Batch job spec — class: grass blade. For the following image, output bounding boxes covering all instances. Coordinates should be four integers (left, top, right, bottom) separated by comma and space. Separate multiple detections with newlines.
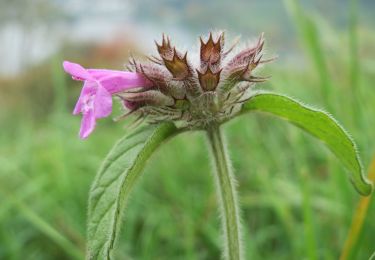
283, 0, 333, 109
0, 190, 84, 260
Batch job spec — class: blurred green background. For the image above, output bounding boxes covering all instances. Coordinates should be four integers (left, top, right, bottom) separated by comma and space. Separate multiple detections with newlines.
1, 0, 375, 259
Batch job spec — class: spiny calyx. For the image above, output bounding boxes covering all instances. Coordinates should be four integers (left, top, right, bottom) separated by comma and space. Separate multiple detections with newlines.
122, 31, 273, 129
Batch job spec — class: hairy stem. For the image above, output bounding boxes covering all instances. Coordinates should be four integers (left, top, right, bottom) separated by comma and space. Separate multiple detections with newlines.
206, 124, 242, 260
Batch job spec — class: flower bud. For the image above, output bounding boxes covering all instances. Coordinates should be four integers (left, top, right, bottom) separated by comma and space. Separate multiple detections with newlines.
163, 50, 191, 80
197, 66, 222, 91
200, 32, 224, 66
118, 90, 175, 107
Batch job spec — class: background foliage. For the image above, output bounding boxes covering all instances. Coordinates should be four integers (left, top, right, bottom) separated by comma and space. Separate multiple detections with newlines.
0, 0, 374, 259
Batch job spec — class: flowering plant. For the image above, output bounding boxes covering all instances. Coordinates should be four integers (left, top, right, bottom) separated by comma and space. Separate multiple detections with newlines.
63, 32, 373, 260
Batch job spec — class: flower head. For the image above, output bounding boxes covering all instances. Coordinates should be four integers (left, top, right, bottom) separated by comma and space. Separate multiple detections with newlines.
63, 61, 152, 139
64, 32, 274, 138
121, 32, 274, 128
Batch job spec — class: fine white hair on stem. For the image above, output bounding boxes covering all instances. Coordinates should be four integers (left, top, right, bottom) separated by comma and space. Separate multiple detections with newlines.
206, 124, 244, 259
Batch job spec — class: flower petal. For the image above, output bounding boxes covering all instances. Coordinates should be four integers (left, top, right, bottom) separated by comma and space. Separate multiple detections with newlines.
100, 73, 153, 93
88, 69, 135, 79
73, 81, 96, 115
79, 108, 96, 139
94, 85, 113, 118
87, 69, 118, 79
63, 61, 93, 81
88, 69, 153, 93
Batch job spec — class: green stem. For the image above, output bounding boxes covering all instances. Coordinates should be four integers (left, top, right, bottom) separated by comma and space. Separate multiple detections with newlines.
206, 124, 242, 260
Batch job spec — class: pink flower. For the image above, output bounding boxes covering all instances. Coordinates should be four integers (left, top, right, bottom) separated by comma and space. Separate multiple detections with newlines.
63, 61, 152, 139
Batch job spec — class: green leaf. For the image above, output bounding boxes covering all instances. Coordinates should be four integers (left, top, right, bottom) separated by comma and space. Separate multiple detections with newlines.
87, 123, 180, 259
241, 92, 373, 196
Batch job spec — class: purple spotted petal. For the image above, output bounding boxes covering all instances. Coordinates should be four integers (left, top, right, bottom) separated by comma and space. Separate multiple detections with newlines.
73, 82, 96, 115
63, 61, 155, 139
63, 61, 93, 81
94, 85, 112, 118
79, 108, 96, 139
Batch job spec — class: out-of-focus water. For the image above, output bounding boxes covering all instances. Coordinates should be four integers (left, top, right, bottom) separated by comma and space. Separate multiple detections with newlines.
0, 0, 374, 76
